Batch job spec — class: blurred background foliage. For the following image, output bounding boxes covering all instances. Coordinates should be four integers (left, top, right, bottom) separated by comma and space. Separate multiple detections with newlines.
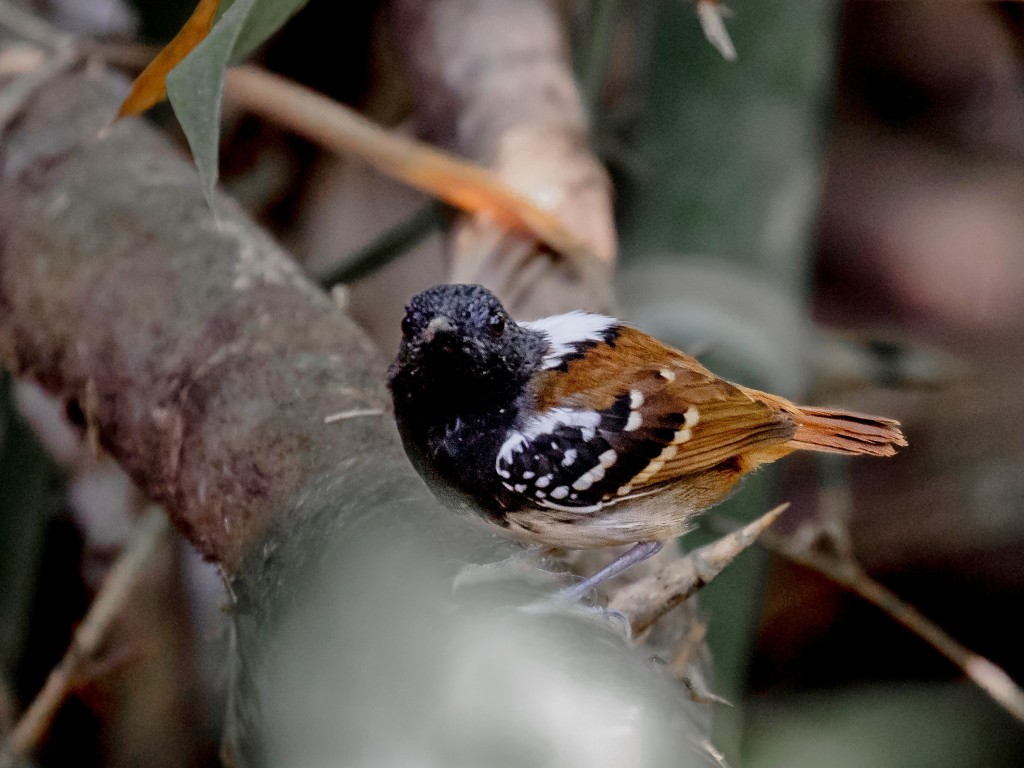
1, 0, 1023, 766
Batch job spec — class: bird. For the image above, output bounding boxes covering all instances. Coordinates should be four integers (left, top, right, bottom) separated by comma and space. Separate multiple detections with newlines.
387, 283, 906, 600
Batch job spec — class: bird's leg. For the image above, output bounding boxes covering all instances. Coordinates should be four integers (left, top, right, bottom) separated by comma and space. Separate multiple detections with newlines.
555, 540, 664, 603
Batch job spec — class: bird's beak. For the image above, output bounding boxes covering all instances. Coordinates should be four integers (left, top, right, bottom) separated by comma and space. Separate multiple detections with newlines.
422, 315, 456, 343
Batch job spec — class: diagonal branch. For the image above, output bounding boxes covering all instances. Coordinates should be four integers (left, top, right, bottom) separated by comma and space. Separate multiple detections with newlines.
709, 515, 1024, 724
0, 508, 169, 768
610, 504, 789, 636
222, 64, 598, 274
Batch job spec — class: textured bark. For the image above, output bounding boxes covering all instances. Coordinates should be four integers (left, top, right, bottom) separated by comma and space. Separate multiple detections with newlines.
0, 67, 398, 571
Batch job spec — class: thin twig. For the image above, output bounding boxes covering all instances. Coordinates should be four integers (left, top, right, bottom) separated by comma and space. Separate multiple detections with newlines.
711, 516, 1024, 725
0, 507, 170, 767
222, 65, 601, 271
813, 453, 856, 563
323, 408, 384, 424
610, 503, 788, 635
668, 620, 708, 679
695, 0, 737, 62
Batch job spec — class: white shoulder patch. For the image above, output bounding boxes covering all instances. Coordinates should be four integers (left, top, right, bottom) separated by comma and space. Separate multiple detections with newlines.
496, 408, 601, 469
521, 311, 617, 370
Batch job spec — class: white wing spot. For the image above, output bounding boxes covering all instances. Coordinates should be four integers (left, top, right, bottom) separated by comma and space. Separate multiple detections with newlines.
536, 475, 552, 488
617, 484, 633, 496
514, 484, 527, 493
572, 476, 594, 492
684, 406, 700, 427
630, 390, 645, 409
659, 445, 678, 461
550, 486, 570, 500
674, 427, 693, 443
572, 465, 606, 492
625, 411, 643, 432
632, 459, 665, 485
562, 448, 577, 467
536, 490, 546, 498
659, 369, 676, 381
599, 449, 617, 468
498, 469, 511, 479
522, 471, 535, 479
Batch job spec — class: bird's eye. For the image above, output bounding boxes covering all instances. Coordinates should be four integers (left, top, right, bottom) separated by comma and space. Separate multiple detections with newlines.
487, 313, 506, 338
401, 314, 415, 339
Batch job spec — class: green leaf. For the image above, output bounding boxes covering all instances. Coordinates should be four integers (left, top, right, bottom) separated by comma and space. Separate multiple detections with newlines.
166, 0, 310, 205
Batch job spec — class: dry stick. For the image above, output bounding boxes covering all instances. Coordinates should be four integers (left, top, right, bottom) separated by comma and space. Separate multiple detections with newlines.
610, 503, 789, 636
754, 524, 1024, 725
695, 0, 738, 62
668, 621, 709, 680
0, 507, 170, 767
221, 65, 601, 271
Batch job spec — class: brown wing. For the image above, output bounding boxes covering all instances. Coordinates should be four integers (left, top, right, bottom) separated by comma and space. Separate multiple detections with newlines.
505, 327, 794, 509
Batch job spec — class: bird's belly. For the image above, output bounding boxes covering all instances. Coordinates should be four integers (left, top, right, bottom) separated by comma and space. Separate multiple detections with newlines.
502, 496, 698, 549
498, 469, 741, 548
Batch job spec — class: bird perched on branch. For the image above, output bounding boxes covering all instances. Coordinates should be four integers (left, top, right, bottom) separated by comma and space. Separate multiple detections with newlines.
387, 284, 906, 599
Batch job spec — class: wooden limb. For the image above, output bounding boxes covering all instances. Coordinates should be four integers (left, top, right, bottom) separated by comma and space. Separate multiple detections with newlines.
610, 504, 789, 636
0, 508, 169, 768
221, 65, 598, 278
712, 515, 1024, 725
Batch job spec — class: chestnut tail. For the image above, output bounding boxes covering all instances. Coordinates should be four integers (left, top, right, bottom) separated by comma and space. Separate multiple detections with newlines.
787, 405, 907, 457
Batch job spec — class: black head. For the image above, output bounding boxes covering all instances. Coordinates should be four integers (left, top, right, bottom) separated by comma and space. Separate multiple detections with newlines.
387, 284, 545, 417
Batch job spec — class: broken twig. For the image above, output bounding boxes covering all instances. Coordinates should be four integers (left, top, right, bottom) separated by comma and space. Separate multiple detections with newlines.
222, 65, 595, 271
711, 516, 1024, 725
610, 503, 789, 635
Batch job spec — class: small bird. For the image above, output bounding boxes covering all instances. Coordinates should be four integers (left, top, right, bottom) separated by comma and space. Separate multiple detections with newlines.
387, 284, 906, 598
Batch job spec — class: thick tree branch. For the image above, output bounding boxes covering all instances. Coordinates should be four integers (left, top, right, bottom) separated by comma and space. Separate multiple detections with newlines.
0, 64, 398, 570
